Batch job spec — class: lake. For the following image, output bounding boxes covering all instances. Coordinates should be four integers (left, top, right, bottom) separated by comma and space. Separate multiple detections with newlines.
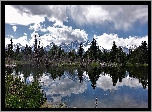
5, 65, 148, 108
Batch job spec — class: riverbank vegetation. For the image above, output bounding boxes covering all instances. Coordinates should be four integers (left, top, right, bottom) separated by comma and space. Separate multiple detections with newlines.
5, 74, 46, 108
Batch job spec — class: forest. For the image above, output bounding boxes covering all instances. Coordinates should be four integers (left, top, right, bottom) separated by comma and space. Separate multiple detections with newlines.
5, 34, 148, 68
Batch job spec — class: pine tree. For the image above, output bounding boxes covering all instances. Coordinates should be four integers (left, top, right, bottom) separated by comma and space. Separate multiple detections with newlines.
77, 43, 84, 64
110, 41, 118, 63
7, 38, 14, 64
77, 43, 84, 58
15, 45, 20, 61
140, 41, 148, 64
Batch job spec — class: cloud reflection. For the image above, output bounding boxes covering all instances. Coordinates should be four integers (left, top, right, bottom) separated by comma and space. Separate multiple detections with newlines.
96, 73, 147, 91
38, 72, 87, 103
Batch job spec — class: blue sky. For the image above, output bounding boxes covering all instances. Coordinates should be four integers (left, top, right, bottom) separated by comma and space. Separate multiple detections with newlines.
5, 5, 148, 50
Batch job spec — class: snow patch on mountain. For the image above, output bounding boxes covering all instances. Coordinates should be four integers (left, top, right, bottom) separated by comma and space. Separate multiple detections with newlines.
5, 39, 138, 54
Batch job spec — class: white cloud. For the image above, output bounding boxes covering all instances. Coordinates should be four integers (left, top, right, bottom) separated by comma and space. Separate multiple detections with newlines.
5, 5, 45, 25
67, 5, 148, 31
5, 35, 15, 47
53, 20, 64, 27
5, 5, 147, 32
94, 33, 148, 50
34, 25, 88, 47
12, 26, 17, 32
29, 23, 48, 32
5, 35, 29, 47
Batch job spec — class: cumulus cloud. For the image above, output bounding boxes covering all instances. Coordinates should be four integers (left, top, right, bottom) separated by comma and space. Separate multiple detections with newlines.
12, 26, 17, 32
67, 5, 110, 26
5, 5, 147, 32
6, 5, 67, 26
5, 35, 15, 47
67, 5, 148, 31
28, 24, 88, 47
29, 23, 47, 32
94, 33, 148, 50
5, 35, 29, 47
5, 5, 45, 25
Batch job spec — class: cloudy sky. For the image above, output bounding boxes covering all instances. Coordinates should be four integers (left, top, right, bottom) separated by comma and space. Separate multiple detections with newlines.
5, 5, 148, 49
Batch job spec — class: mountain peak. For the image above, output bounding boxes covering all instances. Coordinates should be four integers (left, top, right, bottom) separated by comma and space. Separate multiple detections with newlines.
5, 39, 137, 54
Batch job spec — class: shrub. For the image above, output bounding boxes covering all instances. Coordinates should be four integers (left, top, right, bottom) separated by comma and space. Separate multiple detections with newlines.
5, 74, 46, 108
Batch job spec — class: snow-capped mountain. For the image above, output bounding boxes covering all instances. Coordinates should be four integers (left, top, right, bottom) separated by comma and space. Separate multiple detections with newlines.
44, 42, 55, 51
120, 45, 138, 54
83, 40, 91, 47
5, 40, 138, 54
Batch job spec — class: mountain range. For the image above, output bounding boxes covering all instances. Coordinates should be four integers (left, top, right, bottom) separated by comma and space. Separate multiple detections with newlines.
6, 40, 137, 54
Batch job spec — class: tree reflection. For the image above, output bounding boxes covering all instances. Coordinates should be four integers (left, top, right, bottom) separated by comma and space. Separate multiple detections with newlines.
6, 65, 148, 89
88, 67, 101, 89
20, 64, 33, 83
109, 67, 119, 86
77, 68, 84, 83
86, 66, 148, 89
46, 67, 64, 80
127, 66, 148, 89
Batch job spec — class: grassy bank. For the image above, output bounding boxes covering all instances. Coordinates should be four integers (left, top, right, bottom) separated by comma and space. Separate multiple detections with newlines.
5, 60, 148, 68
5, 60, 31, 65
125, 62, 148, 67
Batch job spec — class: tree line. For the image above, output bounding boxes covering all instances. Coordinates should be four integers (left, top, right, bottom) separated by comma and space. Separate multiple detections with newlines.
5, 34, 148, 67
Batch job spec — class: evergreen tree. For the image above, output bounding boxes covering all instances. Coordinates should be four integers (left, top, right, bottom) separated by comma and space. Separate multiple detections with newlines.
89, 38, 98, 61
127, 41, 148, 64
116, 47, 126, 64
15, 45, 20, 61
140, 41, 148, 64
34, 35, 38, 54
77, 43, 84, 58
110, 41, 118, 63
77, 43, 84, 63
7, 38, 14, 64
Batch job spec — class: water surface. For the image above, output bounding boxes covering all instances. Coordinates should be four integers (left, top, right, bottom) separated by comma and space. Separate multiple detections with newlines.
5, 65, 148, 108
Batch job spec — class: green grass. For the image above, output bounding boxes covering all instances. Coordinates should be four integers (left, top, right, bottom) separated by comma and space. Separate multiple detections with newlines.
59, 62, 81, 67
125, 62, 148, 67
90, 62, 100, 68
5, 60, 31, 65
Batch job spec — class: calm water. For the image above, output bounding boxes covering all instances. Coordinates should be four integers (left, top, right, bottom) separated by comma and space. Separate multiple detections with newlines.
5, 65, 148, 108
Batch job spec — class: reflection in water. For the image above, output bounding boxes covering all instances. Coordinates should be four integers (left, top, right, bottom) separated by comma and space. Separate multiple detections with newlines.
87, 67, 101, 89
5, 65, 148, 108
37, 71, 87, 103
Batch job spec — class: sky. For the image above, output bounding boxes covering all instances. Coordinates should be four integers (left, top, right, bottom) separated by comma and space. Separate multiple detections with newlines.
5, 5, 148, 50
